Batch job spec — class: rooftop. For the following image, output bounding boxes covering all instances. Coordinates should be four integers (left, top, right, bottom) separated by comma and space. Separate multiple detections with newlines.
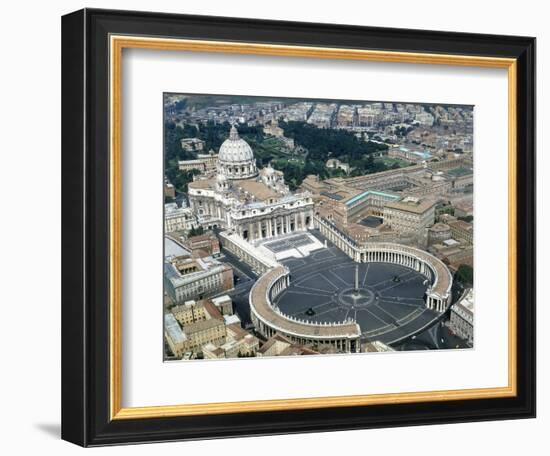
203, 300, 224, 321
188, 179, 214, 190
448, 219, 474, 232
345, 190, 400, 207
183, 317, 224, 335
234, 179, 279, 201
164, 313, 186, 344
226, 323, 251, 341
164, 256, 229, 288
385, 197, 436, 214
185, 233, 217, 244
224, 314, 241, 325
212, 295, 232, 305
430, 223, 451, 232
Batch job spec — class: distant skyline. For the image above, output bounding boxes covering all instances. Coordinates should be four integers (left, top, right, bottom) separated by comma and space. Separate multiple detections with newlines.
164, 92, 474, 111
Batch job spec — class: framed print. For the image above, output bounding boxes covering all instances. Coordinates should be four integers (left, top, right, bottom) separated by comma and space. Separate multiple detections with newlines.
61, 8, 536, 446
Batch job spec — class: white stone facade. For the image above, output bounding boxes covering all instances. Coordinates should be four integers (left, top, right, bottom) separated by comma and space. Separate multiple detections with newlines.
187, 127, 315, 239
450, 288, 474, 344
164, 203, 198, 233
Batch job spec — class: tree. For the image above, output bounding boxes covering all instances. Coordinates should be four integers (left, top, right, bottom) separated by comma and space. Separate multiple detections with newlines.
279, 121, 387, 164
165, 168, 201, 194
188, 226, 205, 237
456, 264, 473, 286
164, 121, 199, 163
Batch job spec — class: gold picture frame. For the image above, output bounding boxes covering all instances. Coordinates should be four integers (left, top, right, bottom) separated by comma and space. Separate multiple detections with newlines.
110, 36, 517, 420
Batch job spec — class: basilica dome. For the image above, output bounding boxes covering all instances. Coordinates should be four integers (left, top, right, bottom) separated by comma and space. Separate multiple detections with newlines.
217, 125, 258, 179
219, 125, 254, 162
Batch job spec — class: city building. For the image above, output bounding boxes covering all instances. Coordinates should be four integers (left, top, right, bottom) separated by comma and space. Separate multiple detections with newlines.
307, 103, 337, 128
178, 153, 219, 173
388, 146, 433, 163
164, 203, 198, 233
448, 219, 474, 244
453, 199, 474, 218
164, 313, 187, 358
257, 333, 318, 357
302, 156, 471, 202
211, 295, 233, 316
164, 254, 234, 303
428, 222, 452, 245
383, 196, 436, 234
450, 288, 474, 345
171, 300, 208, 326
263, 118, 284, 137
325, 158, 351, 174
164, 177, 176, 198
430, 242, 474, 270
201, 342, 225, 359
415, 111, 435, 126
179, 317, 227, 353
183, 232, 221, 257
336, 105, 355, 127
180, 137, 205, 152
201, 322, 260, 359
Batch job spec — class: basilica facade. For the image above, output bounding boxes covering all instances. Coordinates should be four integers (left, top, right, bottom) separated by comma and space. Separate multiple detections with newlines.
188, 125, 314, 242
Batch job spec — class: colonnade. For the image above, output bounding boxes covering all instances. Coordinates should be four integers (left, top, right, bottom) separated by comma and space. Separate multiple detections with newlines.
426, 295, 447, 313
220, 162, 257, 178
249, 267, 361, 353
270, 272, 290, 299
360, 250, 432, 278
315, 216, 359, 259
253, 309, 359, 353
315, 216, 451, 313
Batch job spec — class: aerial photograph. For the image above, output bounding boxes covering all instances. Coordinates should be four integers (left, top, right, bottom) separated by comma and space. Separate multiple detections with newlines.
163, 93, 474, 361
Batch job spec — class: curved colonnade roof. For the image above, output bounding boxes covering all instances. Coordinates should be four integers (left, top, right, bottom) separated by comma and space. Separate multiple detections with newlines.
360, 242, 452, 298
249, 266, 361, 340
249, 242, 452, 341
317, 217, 451, 299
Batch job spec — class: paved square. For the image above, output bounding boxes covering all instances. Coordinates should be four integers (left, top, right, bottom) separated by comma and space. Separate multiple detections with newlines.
273, 234, 441, 344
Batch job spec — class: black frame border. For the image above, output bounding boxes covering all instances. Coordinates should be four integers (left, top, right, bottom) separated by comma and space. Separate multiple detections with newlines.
61, 8, 536, 447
